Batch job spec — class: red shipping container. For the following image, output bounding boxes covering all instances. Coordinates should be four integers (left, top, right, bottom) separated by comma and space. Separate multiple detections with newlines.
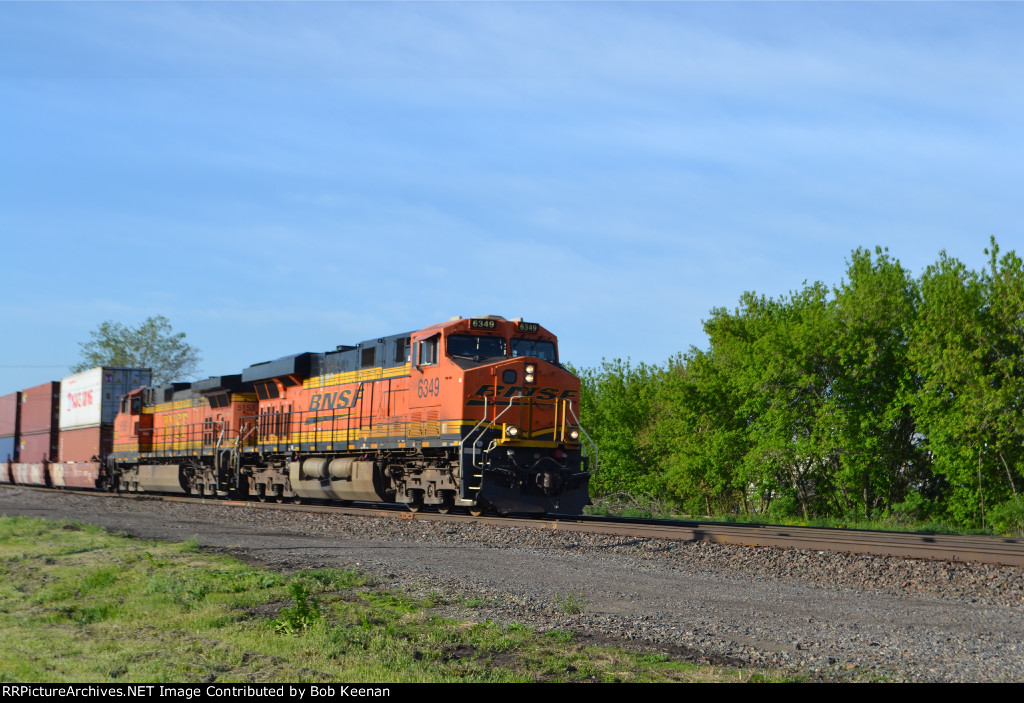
0, 392, 19, 437
20, 382, 59, 434
59, 426, 113, 463
19, 430, 58, 464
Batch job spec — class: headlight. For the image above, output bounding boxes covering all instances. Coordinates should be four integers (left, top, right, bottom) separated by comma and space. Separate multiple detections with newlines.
568, 429, 580, 440
524, 373, 535, 383
506, 425, 520, 438
525, 364, 535, 374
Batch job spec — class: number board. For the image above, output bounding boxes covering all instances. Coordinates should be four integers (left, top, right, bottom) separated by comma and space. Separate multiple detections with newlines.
517, 322, 540, 333
470, 318, 498, 330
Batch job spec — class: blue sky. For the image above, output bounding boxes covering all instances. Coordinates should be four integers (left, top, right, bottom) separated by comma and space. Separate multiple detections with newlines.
1, 2, 1022, 394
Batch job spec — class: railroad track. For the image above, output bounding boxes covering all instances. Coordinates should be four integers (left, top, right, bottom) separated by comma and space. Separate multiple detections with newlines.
8, 485, 1024, 567
135, 490, 1024, 567
544, 515, 1024, 567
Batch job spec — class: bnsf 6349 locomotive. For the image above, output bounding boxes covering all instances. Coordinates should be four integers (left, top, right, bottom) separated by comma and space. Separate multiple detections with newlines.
107, 316, 594, 515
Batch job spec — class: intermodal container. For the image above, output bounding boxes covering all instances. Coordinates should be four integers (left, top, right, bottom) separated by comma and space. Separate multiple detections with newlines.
59, 425, 113, 463
60, 367, 152, 431
0, 392, 19, 438
0, 435, 16, 463
19, 430, 58, 464
20, 381, 60, 435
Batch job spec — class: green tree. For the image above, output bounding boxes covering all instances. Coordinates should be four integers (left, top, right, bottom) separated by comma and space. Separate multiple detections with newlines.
909, 238, 1024, 528
644, 350, 749, 516
73, 316, 201, 386
657, 249, 929, 521
699, 285, 842, 520
982, 240, 1024, 506
571, 242, 1021, 528
573, 359, 664, 498
828, 247, 927, 518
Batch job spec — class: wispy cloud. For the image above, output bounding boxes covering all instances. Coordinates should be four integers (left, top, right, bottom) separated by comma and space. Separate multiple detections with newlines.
1, 2, 1022, 393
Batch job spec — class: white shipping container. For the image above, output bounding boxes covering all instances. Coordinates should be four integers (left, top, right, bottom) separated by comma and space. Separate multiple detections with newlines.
60, 367, 152, 430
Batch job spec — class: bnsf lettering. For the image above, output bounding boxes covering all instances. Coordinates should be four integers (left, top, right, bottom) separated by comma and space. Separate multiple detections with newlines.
472, 385, 577, 401
308, 389, 359, 412
66, 390, 95, 409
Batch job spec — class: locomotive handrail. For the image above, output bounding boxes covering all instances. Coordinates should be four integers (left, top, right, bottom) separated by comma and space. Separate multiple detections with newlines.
236, 423, 257, 448
460, 396, 489, 467
459, 394, 523, 494
132, 419, 243, 453
566, 401, 599, 473
214, 423, 229, 468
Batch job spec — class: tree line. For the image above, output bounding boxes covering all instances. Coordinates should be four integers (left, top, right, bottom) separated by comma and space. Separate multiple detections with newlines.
574, 239, 1024, 534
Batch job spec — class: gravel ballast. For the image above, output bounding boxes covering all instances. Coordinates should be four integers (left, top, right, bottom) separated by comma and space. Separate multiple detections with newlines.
1, 485, 1022, 682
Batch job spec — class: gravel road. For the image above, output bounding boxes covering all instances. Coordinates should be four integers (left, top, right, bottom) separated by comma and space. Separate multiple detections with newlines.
2, 485, 1022, 682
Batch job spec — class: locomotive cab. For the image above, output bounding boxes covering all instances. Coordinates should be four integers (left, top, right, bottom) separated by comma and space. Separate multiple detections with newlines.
409, 316, 593, 514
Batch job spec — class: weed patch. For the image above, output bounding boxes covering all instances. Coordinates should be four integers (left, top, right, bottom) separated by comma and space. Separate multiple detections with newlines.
274, 582, 322, 635
554, 590, 586, 614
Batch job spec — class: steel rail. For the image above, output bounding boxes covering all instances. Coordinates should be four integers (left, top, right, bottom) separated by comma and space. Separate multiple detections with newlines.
151, 494, 1024, 567
8, 485, 1024, 567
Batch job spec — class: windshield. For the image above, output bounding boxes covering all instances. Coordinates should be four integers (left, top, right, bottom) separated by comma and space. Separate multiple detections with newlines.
511, 338, 557, 362
447, 334, 507, 360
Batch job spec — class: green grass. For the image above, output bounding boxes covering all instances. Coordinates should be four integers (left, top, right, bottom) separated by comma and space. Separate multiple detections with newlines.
0, 515, 785, 683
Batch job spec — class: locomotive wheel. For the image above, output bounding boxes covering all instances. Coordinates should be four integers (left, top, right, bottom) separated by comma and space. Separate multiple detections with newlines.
257, 485, 267, 503
437, 494, 455, 514
468, 499, 490, 517
407, 492, 424, 513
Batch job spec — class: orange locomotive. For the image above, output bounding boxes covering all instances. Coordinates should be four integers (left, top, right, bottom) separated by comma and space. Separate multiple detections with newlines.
109, 316, 594, 515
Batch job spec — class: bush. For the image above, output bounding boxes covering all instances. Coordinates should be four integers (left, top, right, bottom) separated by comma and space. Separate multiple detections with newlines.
987, 496, 1024, 537
766, 494, 800, 522
885, 491, 935, 525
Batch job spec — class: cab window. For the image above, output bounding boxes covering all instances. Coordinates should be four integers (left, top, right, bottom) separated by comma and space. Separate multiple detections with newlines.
418, 336, 439, 366
511, 338, 557, 362
447, 334, 507, 360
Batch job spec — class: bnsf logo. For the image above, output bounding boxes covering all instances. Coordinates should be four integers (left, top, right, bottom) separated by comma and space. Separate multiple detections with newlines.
66, 390, 95, 410
307, 389, 362, 412
472, 385, 577, 401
